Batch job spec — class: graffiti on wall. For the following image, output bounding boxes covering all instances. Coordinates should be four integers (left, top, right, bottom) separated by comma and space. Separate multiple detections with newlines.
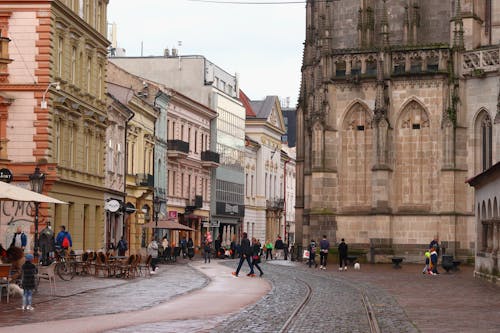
0, 201, 36, 251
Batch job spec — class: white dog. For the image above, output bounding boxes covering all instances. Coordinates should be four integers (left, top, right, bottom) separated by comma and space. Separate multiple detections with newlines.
8, 284, 24, 297
354, 262, 361, 270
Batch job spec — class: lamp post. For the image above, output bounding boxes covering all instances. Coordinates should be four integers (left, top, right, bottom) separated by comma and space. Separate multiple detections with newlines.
153, 196, 163, 239
40, 82, 60, 109
29, 167, 45, 259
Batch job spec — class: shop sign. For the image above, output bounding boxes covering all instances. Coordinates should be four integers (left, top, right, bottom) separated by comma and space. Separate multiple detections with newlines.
0, 168, 13, 183
168, 211, 178, 219
210, 220, 220, 228
105, 199, 121, 212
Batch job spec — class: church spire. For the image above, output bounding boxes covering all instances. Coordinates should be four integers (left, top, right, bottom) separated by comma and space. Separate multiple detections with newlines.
380, 0, 390, 47
453, 0, 465, 49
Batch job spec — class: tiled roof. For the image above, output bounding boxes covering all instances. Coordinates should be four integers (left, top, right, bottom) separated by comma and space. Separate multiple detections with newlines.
239, 90, 256, 117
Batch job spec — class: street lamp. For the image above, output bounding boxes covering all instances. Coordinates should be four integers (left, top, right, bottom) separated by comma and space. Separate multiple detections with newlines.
40, 82, 60, 109
153, 196, 162, 239
29, 167, 45, 259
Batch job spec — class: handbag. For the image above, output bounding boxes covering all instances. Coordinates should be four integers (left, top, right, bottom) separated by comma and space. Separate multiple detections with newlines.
303, 250, 310, 259
252, 255, 260, 260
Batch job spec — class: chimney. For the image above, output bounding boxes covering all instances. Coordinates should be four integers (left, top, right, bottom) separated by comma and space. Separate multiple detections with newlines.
164, 48, 170, 57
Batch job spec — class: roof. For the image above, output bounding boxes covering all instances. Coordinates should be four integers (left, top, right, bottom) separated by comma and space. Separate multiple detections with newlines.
107, 82, 134, 106
249, 96, 278, 119
466, 162, 500, 187
240, 90, 256, 117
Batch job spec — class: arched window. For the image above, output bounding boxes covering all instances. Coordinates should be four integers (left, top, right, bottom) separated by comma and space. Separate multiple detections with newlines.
340, 102, 373, 208
395, 100, 431, 207
474, 110, 492, 173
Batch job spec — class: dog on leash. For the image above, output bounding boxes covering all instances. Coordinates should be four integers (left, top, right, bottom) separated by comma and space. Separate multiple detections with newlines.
8, 284, 24, 297
354, 262, 361, 270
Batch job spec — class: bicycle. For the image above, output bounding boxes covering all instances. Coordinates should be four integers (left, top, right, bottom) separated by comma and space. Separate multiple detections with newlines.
54, 248, 76, 281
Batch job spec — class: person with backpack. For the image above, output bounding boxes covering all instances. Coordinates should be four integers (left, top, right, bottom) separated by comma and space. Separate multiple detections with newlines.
308, 239, 318, 268
55, 225, 72, 253
117, 236, 128, 256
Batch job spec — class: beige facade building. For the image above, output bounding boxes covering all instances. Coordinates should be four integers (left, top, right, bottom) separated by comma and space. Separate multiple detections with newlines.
297, 0, 499, 261
0, 0, 110, 252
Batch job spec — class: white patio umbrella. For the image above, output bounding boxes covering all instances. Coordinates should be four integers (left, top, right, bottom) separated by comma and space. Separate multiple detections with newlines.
0, 181, 67, 204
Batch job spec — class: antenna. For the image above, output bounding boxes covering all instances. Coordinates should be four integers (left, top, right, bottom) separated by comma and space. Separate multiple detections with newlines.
178, 40, 182, 70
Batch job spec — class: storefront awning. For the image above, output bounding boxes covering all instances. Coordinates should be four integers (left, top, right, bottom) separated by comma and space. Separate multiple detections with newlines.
142, 219, 194, 231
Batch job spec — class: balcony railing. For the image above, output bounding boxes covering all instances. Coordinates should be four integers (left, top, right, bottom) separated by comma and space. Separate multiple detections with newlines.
136, 173, 154, 187
200, 150, 220, 168
266, 198, 285, 211
167, 140, 189, 159
462, 47, 500, 76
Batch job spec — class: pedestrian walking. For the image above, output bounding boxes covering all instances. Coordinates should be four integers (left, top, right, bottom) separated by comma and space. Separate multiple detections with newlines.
274, 236, 284, 259
10, 226, 27, 252
147, 237, 159, 274
249, 237, 264, 277
180, 236, 187, 259
430, 245, 439, 275
203, 235, 211, 263
55, 225, 72, 254
308, 239, 318, 268
232, 232, 252, 277
338, 238, 348, 271
21, 253, 37, 311
187, 237, 194, 260
265, 239, 273, 260
319, 234, 330, 270
422, 249, 431, 274
117, 236, 128, 257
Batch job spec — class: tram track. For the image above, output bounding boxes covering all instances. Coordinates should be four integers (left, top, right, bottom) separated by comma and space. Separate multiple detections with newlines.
276, 266, 381, 333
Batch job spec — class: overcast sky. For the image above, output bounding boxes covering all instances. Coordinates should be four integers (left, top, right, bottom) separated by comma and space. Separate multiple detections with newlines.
107, 0, 305, 107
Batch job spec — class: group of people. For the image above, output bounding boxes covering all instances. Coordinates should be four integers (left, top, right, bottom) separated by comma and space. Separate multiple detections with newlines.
423, 237, 441, 275
1, 224, 73, 311
307, 236, 348, 271
263, 236, 285, 260
231, 232, 264, 277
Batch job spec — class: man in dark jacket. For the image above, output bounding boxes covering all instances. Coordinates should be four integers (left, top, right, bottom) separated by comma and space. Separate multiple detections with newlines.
319, 235, 330, 270
338, 238, 348, 271
274, 236, 285, 259
232, 232, 252, 277
22, 254, 37, 310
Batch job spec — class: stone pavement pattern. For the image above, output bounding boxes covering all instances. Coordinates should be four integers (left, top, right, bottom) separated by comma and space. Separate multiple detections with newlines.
0, 264, 208, 327
2, 258, 499, 332
215, 260, 417, 333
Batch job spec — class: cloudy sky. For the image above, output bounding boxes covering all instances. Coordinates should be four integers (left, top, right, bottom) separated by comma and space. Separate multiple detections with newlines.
108, 0, 306, 107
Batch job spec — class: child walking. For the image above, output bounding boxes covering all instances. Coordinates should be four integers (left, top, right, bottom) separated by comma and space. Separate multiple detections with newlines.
422, 249, 431, 274
21, 254, 37, 311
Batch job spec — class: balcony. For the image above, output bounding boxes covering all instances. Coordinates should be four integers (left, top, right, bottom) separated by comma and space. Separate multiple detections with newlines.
185, 195, 203, 214
135, 173, 154, 187
462, 46, 499, 76
167, 140, 189, 159
200, 150, 220, 168
266, 198, 285, 211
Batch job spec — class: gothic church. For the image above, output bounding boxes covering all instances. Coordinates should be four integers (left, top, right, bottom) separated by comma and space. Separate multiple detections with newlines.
296, 0, 500, 260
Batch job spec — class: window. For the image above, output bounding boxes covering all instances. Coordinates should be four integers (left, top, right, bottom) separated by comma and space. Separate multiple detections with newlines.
87, 56, 92, 93
55, 120, 61, 163
181, 173, 184, 198
180, 125, 184, 141
194, 130, 198, 153
58, 37, 63, 77
71, 47, 76, 84
245, 174, 249, 196
188, 174, 192, 200
188, 127, 191, 151
251, 175, 254, 197
69, 126, 75, 167
98, 64, 103, 99
85, 133, 90, 171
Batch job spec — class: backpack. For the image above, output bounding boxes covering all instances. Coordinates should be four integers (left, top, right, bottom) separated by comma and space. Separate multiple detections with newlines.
62, 234, 70, 248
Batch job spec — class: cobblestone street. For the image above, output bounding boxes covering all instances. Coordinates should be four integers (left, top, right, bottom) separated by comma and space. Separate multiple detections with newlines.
1, 258, 499, 332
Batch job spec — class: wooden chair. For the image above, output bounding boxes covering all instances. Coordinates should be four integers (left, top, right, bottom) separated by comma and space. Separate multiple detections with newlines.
94, 252, 111, 277
115, 255, 135, 279
0, 264, 12, 303
138, 255, 152, 277
37, 261, 57, 295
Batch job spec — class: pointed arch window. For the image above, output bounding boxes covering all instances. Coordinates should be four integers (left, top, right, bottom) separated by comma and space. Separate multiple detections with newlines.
481, 115, 493, 171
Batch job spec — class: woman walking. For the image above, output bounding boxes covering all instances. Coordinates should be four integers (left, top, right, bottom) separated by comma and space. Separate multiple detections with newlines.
249, 237, 264, 277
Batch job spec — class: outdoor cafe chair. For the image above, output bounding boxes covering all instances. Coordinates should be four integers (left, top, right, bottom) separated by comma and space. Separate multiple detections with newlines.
94, 252, 111, 278
0, 264, 12, 303
37, 261, 57, 295
115, 255, 135, 279
138, 255, 152, 277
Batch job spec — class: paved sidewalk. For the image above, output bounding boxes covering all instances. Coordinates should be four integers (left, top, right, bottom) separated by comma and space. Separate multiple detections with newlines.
332, 262, 500, 333
0, 261, 271, 333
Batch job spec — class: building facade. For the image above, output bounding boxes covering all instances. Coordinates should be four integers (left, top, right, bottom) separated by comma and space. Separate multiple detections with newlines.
0, 0, 110, 251
166, 89, 218, 248
242, 92, 287, 243
297, 0, 499, 261
109, 55, 245, 245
